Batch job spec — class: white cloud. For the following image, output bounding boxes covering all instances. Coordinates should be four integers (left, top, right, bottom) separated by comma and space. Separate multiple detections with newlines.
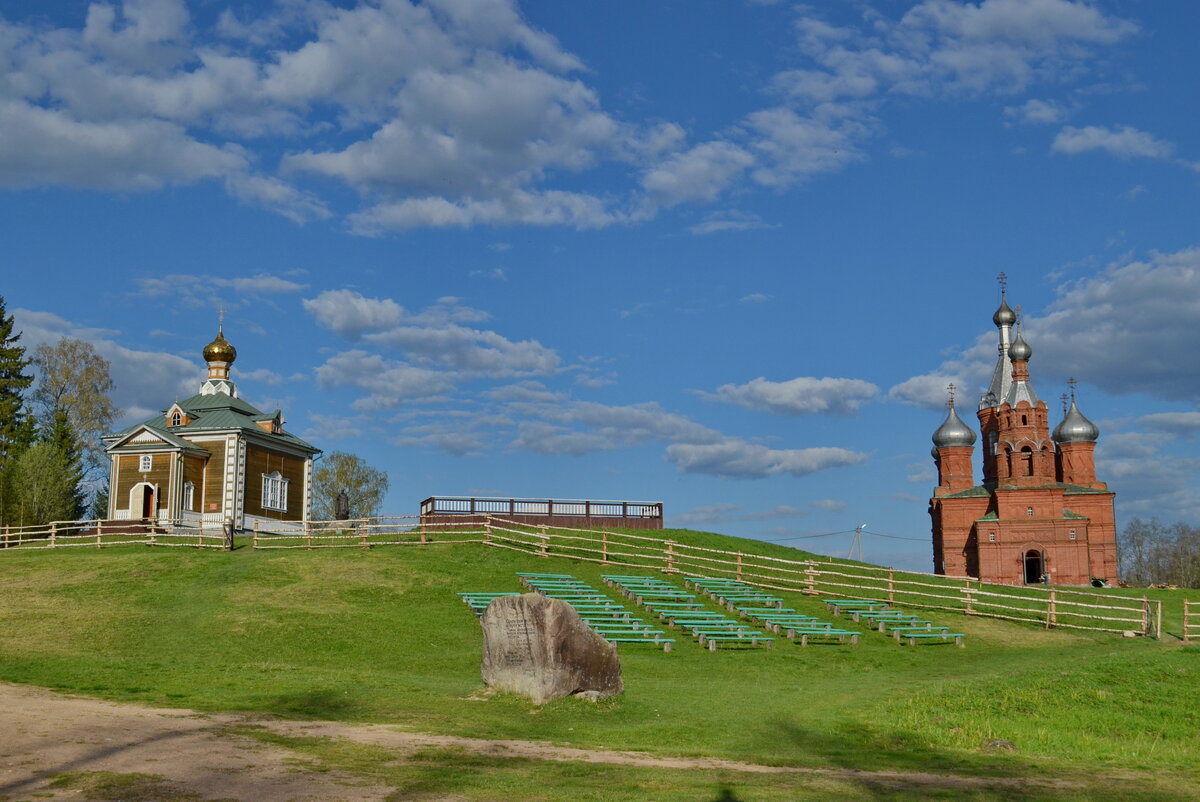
704, 376, 879, 416
1004, 98, 1071, 124
641, 141, 755, 205
887, 372, 974, 410
1051, 125, 1175, 160
690, 212, 773, 236
13, 308, 198, 425
739, 293, 773, 304
303, 290, 405, 339
676, 503, 808, 525
666, 440, 866, 479
1137, 412, 1200, 436
313, 350, 455, 410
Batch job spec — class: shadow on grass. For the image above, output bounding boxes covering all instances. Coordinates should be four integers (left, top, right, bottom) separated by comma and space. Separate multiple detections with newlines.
260, 687, 357, 718
764, 719, 1177, 801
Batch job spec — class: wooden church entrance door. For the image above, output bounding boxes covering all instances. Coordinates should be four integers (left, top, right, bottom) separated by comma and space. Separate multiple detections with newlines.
140, 486, 155, 519
1023, 549, 1044, 584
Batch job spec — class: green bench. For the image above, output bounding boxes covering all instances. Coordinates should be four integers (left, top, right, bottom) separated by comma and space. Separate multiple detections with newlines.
902, 632, 965, 647
787, 627, 860, 645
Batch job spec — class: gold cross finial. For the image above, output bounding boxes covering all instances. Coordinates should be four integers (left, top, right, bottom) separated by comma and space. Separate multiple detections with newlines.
947, 382, 956, 408
217, 307, 226, 334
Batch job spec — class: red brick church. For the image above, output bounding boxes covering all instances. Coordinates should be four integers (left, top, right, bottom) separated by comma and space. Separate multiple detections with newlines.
928, 286, 1117, 586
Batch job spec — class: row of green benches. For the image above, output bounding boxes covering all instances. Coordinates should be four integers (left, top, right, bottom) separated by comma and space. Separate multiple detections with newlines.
684, 577, 860, 645
822, 598, 965, 647
602, 574, 774, 651
516, 572, 675, 651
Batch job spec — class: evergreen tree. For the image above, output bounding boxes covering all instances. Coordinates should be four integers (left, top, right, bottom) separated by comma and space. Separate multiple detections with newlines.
0, 296, 34, 525
45, 407, 87, 520
90, 485, 110, 521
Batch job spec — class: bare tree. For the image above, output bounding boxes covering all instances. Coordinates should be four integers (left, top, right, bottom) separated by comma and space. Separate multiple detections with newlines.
33, 338, 118, 474
312, 451, 389, 521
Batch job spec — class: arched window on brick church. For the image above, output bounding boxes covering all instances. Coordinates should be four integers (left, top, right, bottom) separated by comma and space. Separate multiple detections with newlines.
1020, 446, 1034, 476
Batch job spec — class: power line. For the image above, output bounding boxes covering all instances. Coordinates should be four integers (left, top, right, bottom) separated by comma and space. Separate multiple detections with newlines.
761, 529, 856, 542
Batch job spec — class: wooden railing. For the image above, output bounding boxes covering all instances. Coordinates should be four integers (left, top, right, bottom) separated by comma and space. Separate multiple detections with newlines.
419, 496, 663, 520
1185, 599, 1199, 643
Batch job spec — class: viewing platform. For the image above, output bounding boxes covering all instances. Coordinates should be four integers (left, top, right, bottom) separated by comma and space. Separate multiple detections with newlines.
420, 496, 664, 530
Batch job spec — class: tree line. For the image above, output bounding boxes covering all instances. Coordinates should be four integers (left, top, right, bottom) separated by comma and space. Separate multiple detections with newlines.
1118, 518, 1200, 589
0, 296, 117, 528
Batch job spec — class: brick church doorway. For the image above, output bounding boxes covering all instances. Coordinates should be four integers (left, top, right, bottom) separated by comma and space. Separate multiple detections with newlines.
1023, 549, 1045, 584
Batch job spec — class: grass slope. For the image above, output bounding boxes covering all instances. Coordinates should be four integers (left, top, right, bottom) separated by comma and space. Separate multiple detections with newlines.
1, 534, 1196, 800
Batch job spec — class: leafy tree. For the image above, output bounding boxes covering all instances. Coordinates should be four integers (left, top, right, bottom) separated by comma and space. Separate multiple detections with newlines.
32, 337, 118, 475
0, 296, 34, 525
312, 452, 389, 520
9, 441, 79, 528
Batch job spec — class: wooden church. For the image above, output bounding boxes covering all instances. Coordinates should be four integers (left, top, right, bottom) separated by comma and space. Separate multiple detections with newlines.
102, 326, 320, 531
928, 284, 1118, 586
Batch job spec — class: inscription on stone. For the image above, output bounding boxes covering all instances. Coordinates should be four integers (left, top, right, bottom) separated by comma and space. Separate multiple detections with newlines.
480, 593, 623, 704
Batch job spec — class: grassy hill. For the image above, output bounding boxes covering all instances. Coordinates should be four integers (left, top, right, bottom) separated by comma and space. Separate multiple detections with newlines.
1, 533, 1196, 800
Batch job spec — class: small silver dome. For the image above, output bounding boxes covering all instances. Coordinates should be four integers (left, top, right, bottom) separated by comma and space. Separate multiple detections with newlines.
1009, 331, 1032, 361
993, 297, 1016, 327
933, 406, 977, 448
1053, 399, 1099, 444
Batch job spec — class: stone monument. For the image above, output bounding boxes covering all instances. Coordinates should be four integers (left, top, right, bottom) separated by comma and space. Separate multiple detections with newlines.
480, 593, 623, 704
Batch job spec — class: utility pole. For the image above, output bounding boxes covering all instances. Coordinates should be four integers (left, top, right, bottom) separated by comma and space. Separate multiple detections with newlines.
848, 523, 866, 562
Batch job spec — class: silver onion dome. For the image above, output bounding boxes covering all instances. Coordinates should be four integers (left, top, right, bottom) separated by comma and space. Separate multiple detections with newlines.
1053, 399, 1099, 444
1009, 331, 1032, 361
993, 297, 1017, 327
933, 406, 977, 448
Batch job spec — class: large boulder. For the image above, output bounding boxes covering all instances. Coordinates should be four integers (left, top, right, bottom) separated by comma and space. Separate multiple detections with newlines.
480, 593, 623, 704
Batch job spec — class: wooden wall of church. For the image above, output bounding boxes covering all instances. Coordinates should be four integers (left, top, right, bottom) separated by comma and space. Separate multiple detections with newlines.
195, 441, 227, 514
114, 454, 171, 514
182, 456, 206, 512
244, 444, 306, 521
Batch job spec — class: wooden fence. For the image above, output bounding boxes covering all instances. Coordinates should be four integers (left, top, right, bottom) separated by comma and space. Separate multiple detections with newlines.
1, 513, 1162, 637
1185, 600, 1199, 643
0, 518, 229, 549
480, 517, 1160, 638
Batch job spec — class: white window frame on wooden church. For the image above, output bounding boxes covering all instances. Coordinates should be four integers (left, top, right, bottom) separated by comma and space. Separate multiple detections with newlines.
182, 481, 195, 513
139, 455, 152, 472
262, 471, 288, 512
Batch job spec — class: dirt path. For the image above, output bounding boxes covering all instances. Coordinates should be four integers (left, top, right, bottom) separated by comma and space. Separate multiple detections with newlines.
0, 682, 1050, 801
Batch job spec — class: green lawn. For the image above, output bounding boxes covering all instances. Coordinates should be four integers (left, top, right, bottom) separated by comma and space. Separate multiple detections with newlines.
1, 538, 1196, 800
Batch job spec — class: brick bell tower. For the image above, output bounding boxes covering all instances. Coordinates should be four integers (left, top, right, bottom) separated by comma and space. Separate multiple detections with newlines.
929, 277, 1118, 585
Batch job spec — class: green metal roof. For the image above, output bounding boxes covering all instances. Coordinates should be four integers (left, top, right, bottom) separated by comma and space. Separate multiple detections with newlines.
106, 389, 319, 454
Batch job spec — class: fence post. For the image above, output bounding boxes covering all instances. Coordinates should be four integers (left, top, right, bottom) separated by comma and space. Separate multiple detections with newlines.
1155, 600, 1162, 640
1141, 595, 1150, 636
736, 551, 743, 582
420, 518, 427, 545
485, 517, 492, 545
887, 569, 894, 604
602, 530, 609, 564
96, 520, 103, 549
1185, 600, 1192, 643
50, 522, 57, 548
360, 518, 369, 549
1047, 590, 1057, 629
964, 580, 974, 615
2, 525, 8, 548
253, 520, 260, 550
665, 540, 676, 574
805, 561, 815, 595
539, 525, 548, 558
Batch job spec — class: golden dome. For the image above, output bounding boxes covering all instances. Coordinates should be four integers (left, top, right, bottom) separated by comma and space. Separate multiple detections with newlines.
203, 327, 237, 365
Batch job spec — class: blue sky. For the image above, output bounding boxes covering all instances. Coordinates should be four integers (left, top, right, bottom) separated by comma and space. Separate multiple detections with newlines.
2, 0, 1198, 571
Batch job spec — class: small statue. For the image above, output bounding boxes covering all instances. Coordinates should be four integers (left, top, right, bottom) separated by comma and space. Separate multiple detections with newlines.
335, 490, 350, 521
